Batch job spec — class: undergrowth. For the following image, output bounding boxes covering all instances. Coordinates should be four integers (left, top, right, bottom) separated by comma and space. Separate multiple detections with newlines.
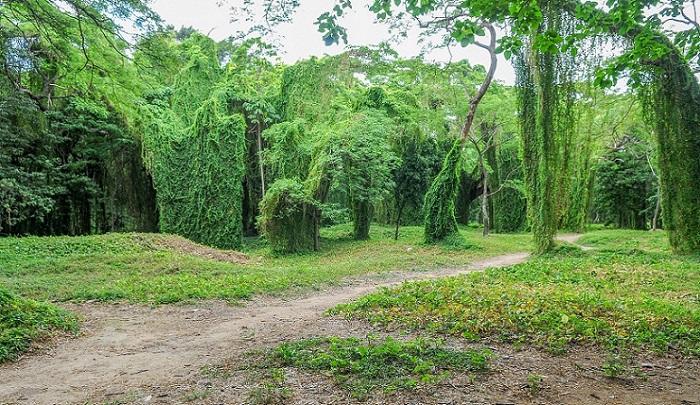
0, 286, 78, 362
330, 247, 700, 356
246, 335, 491, 400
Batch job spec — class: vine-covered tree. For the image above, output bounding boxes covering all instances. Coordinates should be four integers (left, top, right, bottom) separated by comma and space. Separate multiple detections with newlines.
140, 33, 251, 248
330, 111, 398, 240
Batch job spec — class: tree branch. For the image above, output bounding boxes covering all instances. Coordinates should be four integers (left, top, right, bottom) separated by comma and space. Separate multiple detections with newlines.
460, 22, 498, 146
487, 164, 522, 197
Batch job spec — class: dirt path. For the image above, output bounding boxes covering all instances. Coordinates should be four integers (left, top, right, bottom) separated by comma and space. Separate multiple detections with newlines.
1, 235, 698, 404
0, 252, 529, 405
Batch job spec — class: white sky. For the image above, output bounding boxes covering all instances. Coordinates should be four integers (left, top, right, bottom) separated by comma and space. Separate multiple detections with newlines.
149, 0, 516, 83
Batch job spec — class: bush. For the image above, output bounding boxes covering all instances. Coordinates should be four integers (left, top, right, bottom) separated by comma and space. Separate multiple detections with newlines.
258, 179, 317, 253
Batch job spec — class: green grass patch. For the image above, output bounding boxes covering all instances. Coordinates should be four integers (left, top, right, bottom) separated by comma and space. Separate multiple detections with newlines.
252, 335, 490, 399
577, 229, 671, 253
330, 248, 700, 356
0, 286, 78, 362
0, 225, 531, 304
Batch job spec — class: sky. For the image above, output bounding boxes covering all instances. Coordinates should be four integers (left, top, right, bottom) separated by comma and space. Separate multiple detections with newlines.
149, 0, 516, 83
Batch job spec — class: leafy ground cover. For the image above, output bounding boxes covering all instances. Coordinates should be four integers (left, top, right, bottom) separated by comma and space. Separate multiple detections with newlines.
0, 286, 78, 362
0, 225, 531, 305
0, 224, 529, 365
330, 243, 700, 356
216, 335, 491, 401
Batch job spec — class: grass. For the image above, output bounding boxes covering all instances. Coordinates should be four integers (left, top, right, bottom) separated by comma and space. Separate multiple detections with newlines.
329, 242, 700, 356
0, 224, 529, 363
0, 285, 78, 362
0, 224, 531, 305
577, 229, 671, 253
237, 335, 490, 400
5, 224, 697, 383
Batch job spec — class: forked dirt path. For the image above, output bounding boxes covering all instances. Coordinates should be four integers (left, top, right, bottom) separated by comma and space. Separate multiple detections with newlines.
1, 234, 698, 404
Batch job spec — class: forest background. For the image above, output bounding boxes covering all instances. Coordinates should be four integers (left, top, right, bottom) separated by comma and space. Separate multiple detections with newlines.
1, 0, 698, 255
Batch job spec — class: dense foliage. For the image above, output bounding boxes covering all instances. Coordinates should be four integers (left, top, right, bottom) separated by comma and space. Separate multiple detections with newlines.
3, 0, 700, 255
594, 137, 655, 229
0, 0, 158, 236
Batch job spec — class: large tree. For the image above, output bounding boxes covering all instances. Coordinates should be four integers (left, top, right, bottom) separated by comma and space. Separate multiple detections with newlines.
1, 0, 158, 112
0, 0, 160, 236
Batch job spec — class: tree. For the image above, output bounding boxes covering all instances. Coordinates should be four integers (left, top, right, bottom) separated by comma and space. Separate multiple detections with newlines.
422, 22, 498, 243
594, 136, 655, 230
327, 111, 398, 240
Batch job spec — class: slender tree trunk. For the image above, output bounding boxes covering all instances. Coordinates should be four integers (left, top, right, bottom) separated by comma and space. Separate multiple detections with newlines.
395, 203, 404, 240
256, 123, 266, 196
313, 211, 320, 251
481, 161, 490, 236
652, 183, 661, 231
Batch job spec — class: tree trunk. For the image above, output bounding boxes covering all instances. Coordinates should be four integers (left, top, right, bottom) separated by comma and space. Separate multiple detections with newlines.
395, 203, 404, 240
256, 123, 266, 196
313, 210, 320, 251
652, 183, 661, 231
481, 157, 490, 236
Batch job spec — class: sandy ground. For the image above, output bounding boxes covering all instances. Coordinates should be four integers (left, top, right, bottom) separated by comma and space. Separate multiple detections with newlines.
1, 235, 698, 404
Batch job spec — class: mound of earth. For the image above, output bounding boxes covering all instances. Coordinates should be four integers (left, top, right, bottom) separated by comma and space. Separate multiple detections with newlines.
133, 234, 250, 264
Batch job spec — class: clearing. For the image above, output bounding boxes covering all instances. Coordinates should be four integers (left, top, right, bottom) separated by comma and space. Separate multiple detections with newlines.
0, 234, 698, 404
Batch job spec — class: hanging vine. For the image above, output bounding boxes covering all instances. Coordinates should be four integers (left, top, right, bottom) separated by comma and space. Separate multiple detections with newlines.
515, 0, 581, 254
423, 138, 462, 243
